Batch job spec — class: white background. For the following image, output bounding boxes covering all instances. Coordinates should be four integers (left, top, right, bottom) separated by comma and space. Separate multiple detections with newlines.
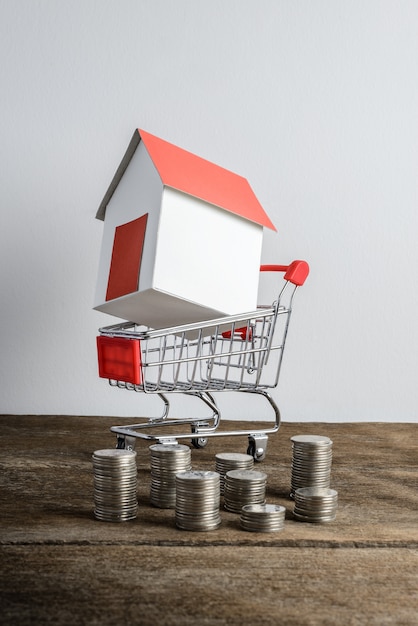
1, 0, 417, 422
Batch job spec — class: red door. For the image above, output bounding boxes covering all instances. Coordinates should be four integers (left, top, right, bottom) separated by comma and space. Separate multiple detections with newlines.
106, 213, 148, 301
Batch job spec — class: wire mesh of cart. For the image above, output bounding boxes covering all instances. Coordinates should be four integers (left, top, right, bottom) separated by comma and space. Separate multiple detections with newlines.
96, 261, 309, 461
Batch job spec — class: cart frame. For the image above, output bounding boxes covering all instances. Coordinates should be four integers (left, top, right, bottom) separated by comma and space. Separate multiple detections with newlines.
96, 261, 309, 460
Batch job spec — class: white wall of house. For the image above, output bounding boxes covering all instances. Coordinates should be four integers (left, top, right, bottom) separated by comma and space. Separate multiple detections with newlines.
1, 0, 417, 422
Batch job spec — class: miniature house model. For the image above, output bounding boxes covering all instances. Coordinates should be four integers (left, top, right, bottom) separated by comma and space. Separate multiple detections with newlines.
94, 129, 276, 330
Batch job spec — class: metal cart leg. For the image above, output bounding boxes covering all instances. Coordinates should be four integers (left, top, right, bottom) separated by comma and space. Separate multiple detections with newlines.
244, 389, 281, 461
113, 392, 171, 448
189, 391, 219, 448
110, 391, 221, 446
110, 390, 280, 461
191, 424, 209, 449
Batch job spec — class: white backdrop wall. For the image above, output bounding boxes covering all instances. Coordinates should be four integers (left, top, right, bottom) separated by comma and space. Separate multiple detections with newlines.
1, 0, 417, 422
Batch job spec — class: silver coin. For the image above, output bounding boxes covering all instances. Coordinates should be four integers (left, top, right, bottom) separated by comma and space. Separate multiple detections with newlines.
240, 524, 284, 533
292, 445, 333, 452
94, 489, 138, 498
92, 460, 137, 469
242, 503, 285, 515
291, 472, 332, 480
295, 492, 337, 501
291, 435, 332, 445
295, 487, 337, 497
292, 450, 332, 457
175, 517, 221, 531
293, 511, 336, 523
292, 479, 332, 486
93, 467, 137, 475
292, 456, 332, 464
176, 470, 220, 481
295, 494, 337, 501
93, 448, 137, 459
95, 504, 138, 517
226, 469, 267, 481
175, 510, 222, 520
92, 472, 137, 481
225, 499, 265, 513
240, 517, 285, 526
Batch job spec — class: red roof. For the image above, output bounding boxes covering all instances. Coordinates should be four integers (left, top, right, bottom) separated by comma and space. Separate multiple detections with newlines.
97, 129, 276, 231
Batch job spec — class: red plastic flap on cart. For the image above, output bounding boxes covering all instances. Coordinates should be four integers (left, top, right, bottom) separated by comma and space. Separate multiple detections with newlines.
221, 326, 253, 341
97, 336, 142, 385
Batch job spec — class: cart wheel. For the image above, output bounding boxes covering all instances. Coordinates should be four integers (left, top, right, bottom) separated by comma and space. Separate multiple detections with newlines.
247, 438, 266, 462
191, 423, 209, 449
115, 435, 136, 451
191, 436, 208, 449
116, 436, 126, 449
247, 440, 256, 458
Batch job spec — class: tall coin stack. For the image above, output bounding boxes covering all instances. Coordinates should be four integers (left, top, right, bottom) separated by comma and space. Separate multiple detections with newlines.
215, 452, 254, 495
149, 443, 192, 508
175, 470, 221, 531
224, 469, 267, 513
92, 449, 138, 522
290, 435, 333, 497
240, 503, 286, 532
294, 487, 338, 523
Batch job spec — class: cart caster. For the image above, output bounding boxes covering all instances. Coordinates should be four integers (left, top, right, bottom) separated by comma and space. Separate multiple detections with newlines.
247, 434, 268, 462
115, 435, 136, 451
191, 423, 209, 449
191, 436, 208, 449
116, 436, 125, 449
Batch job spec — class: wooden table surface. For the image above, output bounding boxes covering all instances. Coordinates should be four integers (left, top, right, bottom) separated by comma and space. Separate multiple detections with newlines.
1, 415, 417, 625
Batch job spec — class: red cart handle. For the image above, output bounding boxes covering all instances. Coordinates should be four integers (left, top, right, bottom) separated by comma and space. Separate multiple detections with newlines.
260, 260, 309, 286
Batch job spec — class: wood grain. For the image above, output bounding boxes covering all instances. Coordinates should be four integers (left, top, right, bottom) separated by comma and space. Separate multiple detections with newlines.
1, 416, 417, 624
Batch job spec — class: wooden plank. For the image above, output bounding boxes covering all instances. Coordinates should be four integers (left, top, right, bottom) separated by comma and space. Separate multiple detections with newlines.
0, 416, 417, 624
1, 545, 417, 625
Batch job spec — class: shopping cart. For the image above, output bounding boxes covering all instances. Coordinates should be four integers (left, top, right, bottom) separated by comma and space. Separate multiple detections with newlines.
96, 261, 309, 461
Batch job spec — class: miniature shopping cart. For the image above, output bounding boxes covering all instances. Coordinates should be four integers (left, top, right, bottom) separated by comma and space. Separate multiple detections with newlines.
96, 261, 309, 461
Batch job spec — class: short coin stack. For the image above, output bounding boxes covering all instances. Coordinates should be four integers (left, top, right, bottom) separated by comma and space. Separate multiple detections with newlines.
240, 503, 286, 532
215, 452, 254, 494
175, 470, 221, 531
293, 487, 338, 522
224, 469, 267, 513
149, 443, 192, 508
92, 449, 138, 522
290, 435, 333, 497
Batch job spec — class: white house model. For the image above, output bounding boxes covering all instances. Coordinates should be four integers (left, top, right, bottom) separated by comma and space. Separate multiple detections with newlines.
94, 129, 276, 330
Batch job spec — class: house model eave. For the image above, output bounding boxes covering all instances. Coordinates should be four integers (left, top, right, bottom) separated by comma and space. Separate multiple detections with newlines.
96, 129, 277, 232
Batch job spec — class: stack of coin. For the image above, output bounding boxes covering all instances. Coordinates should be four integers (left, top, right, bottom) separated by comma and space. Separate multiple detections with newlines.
290, 435, 333, 497
294, 487, 338, 523
92, 449, 138, 522
224, 469, 267, 513
215, 452, 254, 494
240, 503, 286, 532
149, 443, 192, 508
175, 470, 221, 531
